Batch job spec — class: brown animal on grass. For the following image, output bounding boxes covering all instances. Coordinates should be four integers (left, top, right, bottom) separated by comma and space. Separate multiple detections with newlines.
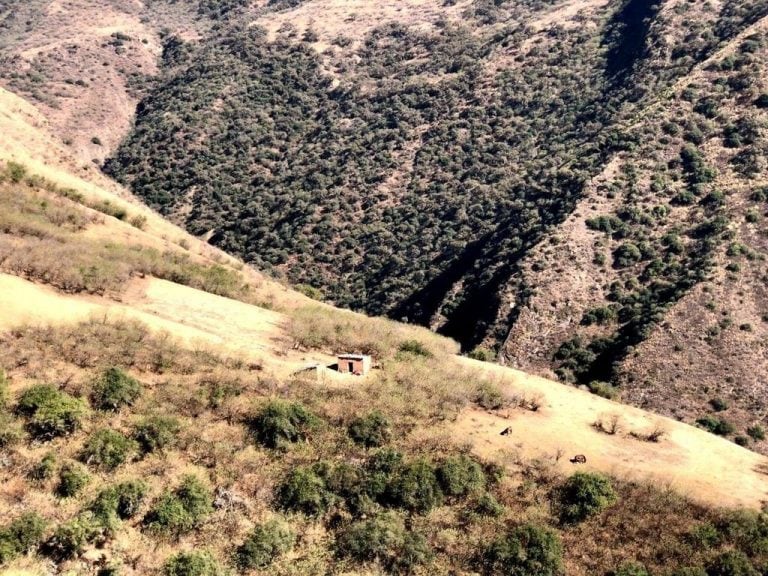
570, 454, 587, 464
500, 426, 512, 436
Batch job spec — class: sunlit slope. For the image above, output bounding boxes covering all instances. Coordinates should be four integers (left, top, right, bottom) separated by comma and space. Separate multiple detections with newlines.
453, 358, 768, 510
2, 269, 766, 510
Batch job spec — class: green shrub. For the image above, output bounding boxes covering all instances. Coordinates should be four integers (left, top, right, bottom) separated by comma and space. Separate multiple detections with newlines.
348, 410, 391, 448
90, 480, 147, 528
336, 512, 430, 572
5, 161, 27, 183
716, 510, 768, 556
474, 382, 507, 410
385, 459, 442, 513
164, 551, 226, 576
436, 454, 486, 498
557, 472, 617, 524
397, 339, 433, 358
29, 452, 57, 481
709, 398, 728, 412
91, 367, 141, 411
468, 347, 494, 361
587, 381, 618, 399
468, 492, 505, 518
613, 562, 649, 576
482, 524, 562, 576
133, 415, 180, 453
696, 416, 735, 436
249, 399, 319, 450
143, 475, 212, 537
614, 242, 643, 267
276, 467, 333, 516
746, 425, 765, 441
686, 522, 720, 549
80, 429, 137, 470
706, 550, 758, 576
45, 513, 101, 560
364, 448, 403, 499
0, 512, 46, 564
56, 462, 90, 498
16, 384, 86, 439
234, 519, 295, 570
0, 413, 22, 448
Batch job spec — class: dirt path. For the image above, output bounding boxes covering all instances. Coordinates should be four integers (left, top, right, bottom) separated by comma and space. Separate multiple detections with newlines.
452, 357, 768, 509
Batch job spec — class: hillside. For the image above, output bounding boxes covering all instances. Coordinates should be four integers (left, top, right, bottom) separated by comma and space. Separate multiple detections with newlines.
0, 67, 768, 575
34, 0, 764, 449
2, 1, 768, 575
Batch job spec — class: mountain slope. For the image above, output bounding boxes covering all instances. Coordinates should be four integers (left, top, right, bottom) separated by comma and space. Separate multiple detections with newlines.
2, 70, 768, 575
81, 0, 768, 453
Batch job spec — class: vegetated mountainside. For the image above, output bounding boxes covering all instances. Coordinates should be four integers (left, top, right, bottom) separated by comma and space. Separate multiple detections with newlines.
4, 65, 768, 576
99, 0, 768, 451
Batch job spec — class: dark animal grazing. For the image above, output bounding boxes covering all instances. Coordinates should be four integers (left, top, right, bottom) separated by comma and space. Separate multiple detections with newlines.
570, 454, 587, 464
500, 426, 512, 436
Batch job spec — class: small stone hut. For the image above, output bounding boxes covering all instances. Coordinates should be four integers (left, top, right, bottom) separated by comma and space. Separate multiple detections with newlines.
337, 354, 371, 375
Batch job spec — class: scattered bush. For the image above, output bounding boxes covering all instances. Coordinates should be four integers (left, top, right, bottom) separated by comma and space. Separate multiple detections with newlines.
249, 399, 319, 450
557, 472, 617, 524
348, 410, 391, 448
234, 519, 295, 570
90, 480, 147, 529
0, 412, 22, 448
336, 512, 430, 572
0, 512, 46, 564
746, 425, 765, 441
614, 242, 643, 268
436, 454, 486, 498
587, 380, 618, 399
56, 463, 90, 498
16, 384, 86, 439
143, 475, 212, 537
706, 550, 758, 576
709, 398, 728, 412
45, 513, 101, 560
397, 339, 433, 358
276, 467, 333, 516
385, 459, 442, 513
163, 551, 225, 576
91, 367, 141, 411
29, 452, 57, 481
133, 415, 180, 454
696, 416, 735, 436
80, 429, 137, 470
474, 382, 507, 410
482, 524, 563, 576
467, 492, 505, 518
